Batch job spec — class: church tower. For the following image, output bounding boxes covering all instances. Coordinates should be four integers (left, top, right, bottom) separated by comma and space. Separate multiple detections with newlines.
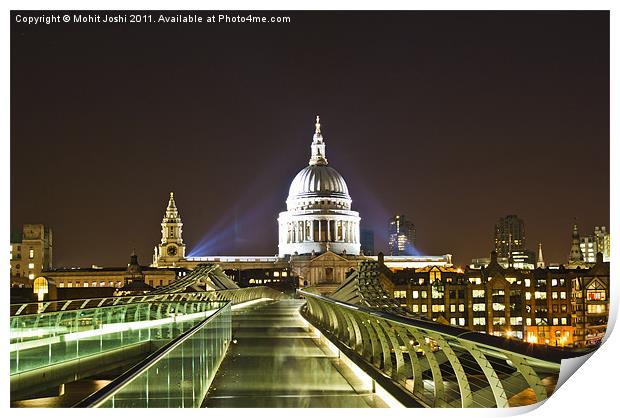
568, 222, 583, 263
153, 192, 186, 266
536, 242, 545, 268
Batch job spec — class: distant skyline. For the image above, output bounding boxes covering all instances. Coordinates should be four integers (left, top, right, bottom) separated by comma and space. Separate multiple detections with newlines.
11, 11, 609, 266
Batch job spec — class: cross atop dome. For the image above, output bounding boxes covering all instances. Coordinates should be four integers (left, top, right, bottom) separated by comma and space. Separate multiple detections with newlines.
309, 115, 328, 166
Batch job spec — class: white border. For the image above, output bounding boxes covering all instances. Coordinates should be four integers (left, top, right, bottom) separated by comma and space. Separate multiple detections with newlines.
3, 1, 616, 417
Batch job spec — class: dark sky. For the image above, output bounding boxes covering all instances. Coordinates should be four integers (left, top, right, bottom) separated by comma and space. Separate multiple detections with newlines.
10, 11, 609, 267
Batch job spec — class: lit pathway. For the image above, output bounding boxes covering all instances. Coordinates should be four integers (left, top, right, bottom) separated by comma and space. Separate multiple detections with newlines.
203, 299, 386, 407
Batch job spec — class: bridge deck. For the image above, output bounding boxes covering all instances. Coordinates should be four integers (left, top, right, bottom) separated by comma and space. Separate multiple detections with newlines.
203, 299, 386, 407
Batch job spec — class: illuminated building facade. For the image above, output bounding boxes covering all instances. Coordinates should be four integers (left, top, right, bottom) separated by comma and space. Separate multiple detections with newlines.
388, 214, 416, 256
277, 116, 361, 257
39, 252, 188, 293
10, 224, 53, 285
580, 225, 610, 263
571, 252, 610, 347
369, 250, 609, 347
152, 192, 186, 266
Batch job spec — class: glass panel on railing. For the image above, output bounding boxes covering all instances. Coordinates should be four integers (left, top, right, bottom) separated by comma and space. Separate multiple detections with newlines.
96, 304, 231, 408
10, 301, 227, 376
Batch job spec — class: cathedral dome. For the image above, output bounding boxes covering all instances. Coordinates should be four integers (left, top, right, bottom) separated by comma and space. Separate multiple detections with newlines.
278, 116, 361, 257
287, 165, 350, 201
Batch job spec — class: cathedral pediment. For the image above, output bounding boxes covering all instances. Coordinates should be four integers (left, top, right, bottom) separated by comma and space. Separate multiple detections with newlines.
310, 250, 350, 263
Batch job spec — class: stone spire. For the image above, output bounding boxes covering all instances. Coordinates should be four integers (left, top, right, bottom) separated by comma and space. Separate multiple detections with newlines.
160, 191, 184, 246
309, 115, 328, 166
536, 242, 545, 268
569, 222, 582, 263
165, 191, 178, 217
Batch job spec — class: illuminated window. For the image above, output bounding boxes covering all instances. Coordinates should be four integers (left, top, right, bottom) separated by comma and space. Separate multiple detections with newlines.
510, 317, 523, 325
421, 305, 428, 313
472, 289, 485, 298
92, 281, 97, 287
506, 277, 517, 284
492, 317, 506, 326
534, 291, 547, 300
29, 249, 34, 259
59, 282, 64, 288
412, 291, 419, 299
418, 278, 424, 285
526, 318, 532, 326
282, 271, 287, 277
493, 303, 505, 311
473, 303, 485, 312
273, 271, 280, 277
551, 279, 558, 286
561, 304, 567, 313
28, 273, 34, 280
109, 281, 114, 287
561, 317, 568, 325
586, 290, 606, 301
450, 318, 457, 325
552, 318, 559, 325
421, 291, 428, 299
560, 291, 566, 299
450, 304, 456, 312
100, 281, 105, 287
469, 277, 482, 285
473, 317, 486, 326
524, 279, 531, 287
587, 304, 605, 314
459, 318, 465, 326
28, 263, 34, 269
552, 292, 558, 299
393, 290, 407, 299
68, 282, 73, 288
525, 292, 531, 300
83, 282, 89, 287
412, 305, 419, 313
432, 305, 444, 313
117, 281, 122, 287
459, 304, 465, 312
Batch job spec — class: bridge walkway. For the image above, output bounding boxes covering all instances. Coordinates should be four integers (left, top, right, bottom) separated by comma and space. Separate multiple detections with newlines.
203, 299, 387, 407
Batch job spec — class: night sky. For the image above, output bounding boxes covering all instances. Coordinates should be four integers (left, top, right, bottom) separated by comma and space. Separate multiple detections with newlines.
10, 11, 609, 267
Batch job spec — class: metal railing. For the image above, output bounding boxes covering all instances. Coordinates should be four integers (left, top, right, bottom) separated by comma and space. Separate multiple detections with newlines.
299, 289, 594, 408
10, 286, 286, 316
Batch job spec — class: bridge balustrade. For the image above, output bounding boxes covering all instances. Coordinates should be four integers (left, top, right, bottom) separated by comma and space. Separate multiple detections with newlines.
299, 289, 591, 408
74, 302, 232, 408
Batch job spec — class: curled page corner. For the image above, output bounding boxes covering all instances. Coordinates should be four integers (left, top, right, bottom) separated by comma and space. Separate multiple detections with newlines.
556, 351, 594, 390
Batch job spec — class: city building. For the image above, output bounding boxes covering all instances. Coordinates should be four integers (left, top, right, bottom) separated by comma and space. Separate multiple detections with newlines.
494, 215, 525, 259
470, 249, 535, 270
571, 252, 610, 347
10, 224, 53, 285
580, 225, 610, 263
360, 228, 375, 255
40, 252, 188, 295
340, 250, 609, 348
388, 214, 416, 256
